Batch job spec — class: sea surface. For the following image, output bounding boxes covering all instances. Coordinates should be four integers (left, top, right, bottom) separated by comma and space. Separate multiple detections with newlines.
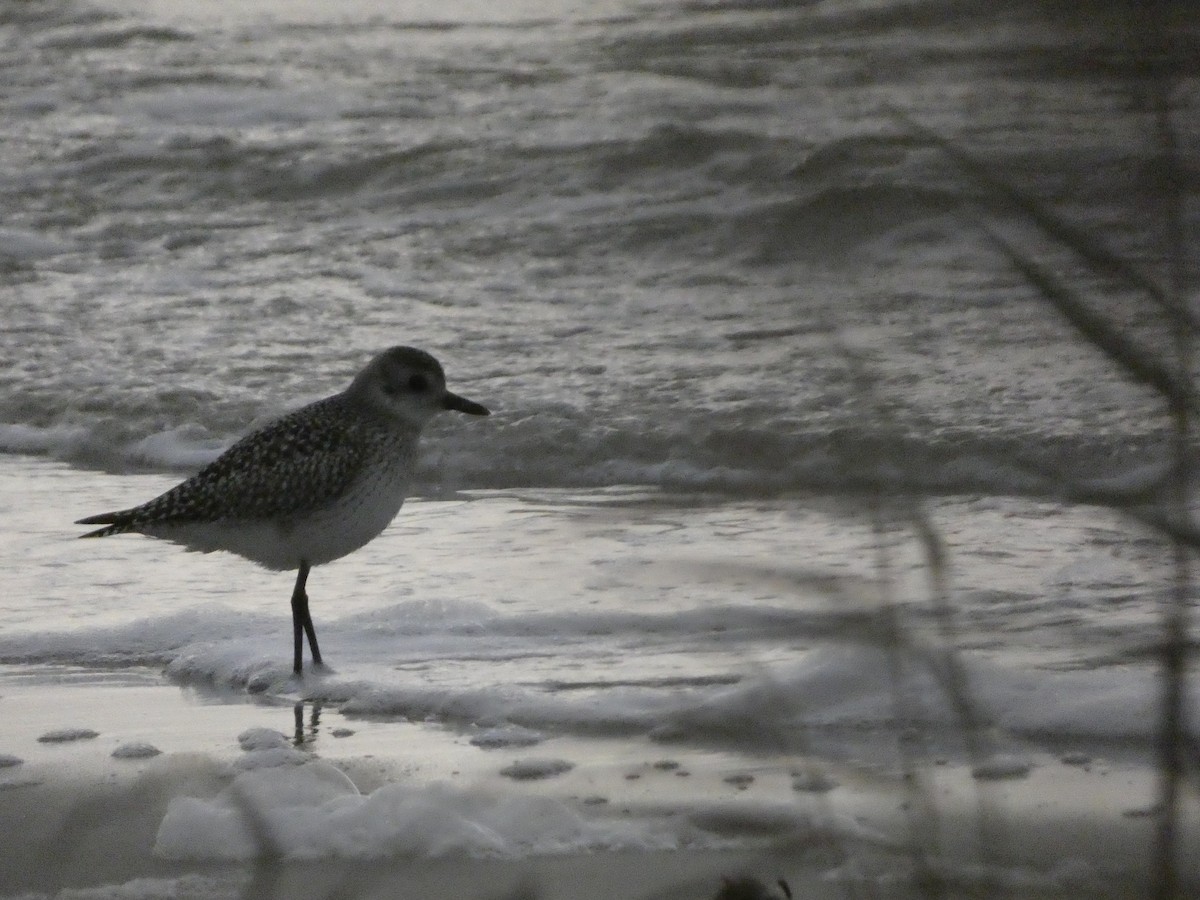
0, 0, 1197, 894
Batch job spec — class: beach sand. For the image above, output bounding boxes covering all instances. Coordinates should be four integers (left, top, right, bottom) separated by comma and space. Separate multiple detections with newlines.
1, 669, 1196, 899
0, 671, 805, 897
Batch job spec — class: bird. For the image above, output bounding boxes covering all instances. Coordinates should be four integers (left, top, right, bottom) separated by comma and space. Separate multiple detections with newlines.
77, 346, 490, 676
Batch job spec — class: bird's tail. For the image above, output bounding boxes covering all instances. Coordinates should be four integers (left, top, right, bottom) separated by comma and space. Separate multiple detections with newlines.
76, 511, 136, 539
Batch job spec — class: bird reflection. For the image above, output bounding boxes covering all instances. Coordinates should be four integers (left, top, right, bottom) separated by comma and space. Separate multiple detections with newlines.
293, 700, 323, 746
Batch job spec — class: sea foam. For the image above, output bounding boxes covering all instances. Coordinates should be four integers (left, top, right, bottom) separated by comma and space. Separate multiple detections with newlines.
154, 762, 675, 861
0, 603, 1192, 749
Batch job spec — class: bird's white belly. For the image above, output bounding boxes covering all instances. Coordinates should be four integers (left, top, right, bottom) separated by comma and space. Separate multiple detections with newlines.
147, 468, 411, 571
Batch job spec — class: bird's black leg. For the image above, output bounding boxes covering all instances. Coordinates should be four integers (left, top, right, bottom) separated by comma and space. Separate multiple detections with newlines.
290, 560, 322, 674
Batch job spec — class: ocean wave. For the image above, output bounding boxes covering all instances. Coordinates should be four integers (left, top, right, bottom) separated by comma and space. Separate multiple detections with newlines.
36, 24, 194, 51
733, 185, 962, 264
0, 0, 1182, 504
0, 1, 111, 29
595, 123, 766, 176
0, 413, 1174, 501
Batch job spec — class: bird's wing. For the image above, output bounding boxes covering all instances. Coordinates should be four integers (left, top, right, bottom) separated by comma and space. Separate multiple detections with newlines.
102, 397, 373, 528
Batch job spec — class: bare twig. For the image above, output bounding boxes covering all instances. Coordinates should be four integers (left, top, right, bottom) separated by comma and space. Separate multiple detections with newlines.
979, 225, 1194, 413
1149, 25, 1192, 900
889, 107, 1192, 331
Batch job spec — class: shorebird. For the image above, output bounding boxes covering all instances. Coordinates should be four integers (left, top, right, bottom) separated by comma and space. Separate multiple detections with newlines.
77, 346, 490, 675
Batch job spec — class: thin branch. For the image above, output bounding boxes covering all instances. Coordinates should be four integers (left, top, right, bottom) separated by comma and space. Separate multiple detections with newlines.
980, 225, 1195, 413
890, 108, 1194, 331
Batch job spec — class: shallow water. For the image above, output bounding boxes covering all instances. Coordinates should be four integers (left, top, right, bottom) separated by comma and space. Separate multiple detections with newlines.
2, 460, 1197, 867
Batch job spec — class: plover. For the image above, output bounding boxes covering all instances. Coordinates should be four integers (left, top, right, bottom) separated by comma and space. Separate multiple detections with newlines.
77, 346, 489, 675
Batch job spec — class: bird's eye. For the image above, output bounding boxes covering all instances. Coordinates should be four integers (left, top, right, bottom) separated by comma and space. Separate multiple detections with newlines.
408, 373, 429, 392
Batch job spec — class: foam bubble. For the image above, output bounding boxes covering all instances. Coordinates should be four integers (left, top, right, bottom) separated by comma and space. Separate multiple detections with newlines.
0, 423, 90, 457
237, 728, 291, 752
126, 426, 225, 471
154, 762, 673, 861
112, 742, 163, 759
470, 725, 545, 750
37, 727, 100, 743
498, 758, 575, 781
972, 754, 1035, 781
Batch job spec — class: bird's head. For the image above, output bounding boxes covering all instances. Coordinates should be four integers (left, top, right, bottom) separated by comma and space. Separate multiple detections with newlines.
350, 346, 490, 426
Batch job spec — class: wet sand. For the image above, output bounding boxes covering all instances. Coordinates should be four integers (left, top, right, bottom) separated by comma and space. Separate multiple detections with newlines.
1, 670, 1197, 899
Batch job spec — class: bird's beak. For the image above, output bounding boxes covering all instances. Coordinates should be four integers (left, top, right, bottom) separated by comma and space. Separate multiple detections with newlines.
444, 391, 490, 416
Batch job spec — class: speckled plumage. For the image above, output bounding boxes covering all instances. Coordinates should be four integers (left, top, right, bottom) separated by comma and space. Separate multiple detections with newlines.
83, 396, 379, 529
77, 346, 490, 674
